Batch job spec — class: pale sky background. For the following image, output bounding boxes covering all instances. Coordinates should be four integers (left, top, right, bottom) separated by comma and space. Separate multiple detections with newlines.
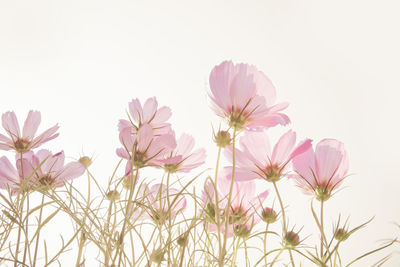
0, 0, 399, 266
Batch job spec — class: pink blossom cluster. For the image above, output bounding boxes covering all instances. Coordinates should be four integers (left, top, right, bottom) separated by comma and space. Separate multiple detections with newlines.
0, 111, 85, 193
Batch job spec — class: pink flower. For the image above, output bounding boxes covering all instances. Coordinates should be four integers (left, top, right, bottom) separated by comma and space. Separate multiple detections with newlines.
291, 139, 349, 201
225, 130, 312, 182
0, 111, 59, 153
201, 173, 269, 238
19, 149, 86, 189
158, 133, 206, 173
209, 61, 290, 131
118, 97, 172, 135
116, 124, 177, 174
132, 183, 186, 225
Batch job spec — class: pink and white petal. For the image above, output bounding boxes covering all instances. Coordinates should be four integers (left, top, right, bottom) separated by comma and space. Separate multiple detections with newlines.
224, 146, 255, 169
16, 158, 36, 183
230, 64, 256, 110
223, 166, 261, 182
22, 110, 41, 140
118, 119, 133, 131
137, 124, 154, 153
116, 147, 131, 160
2, 111, 21, 139
143, 97, 158, 123
256, 113, 291, 128
0, 156, 20, 185
240, 131, 271, 167
31, 124, 59, 149
315, 139, 344, 183
292, 146, 317, 185
147, 133, 177, 161
289, 139, 313, 161
159, 155, 183, 165
57, 162, 85, 182
176, 134, 195, 156
209, 61, 234, 110
271, 130, 296, 165
151, 106, 172, 125
247, 65, 277, 106
128, 99, 143, 124
119, 128, 135, 151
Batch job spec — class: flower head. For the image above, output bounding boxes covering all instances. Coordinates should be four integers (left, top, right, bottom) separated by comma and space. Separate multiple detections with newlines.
118, 97, 172, 135
158, 133, 206, 173
20, 150, 86, 190
0, 111, 59, 153
209, 61, 290, 131
291, 139, 349, 201
225, 130, 312, 182
117, 124, 176, 175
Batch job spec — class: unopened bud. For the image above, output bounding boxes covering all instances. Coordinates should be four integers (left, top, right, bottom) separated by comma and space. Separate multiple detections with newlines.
79, 156, 92, 168
334, 228, 349, 242
177, 234, 187, 246
150, 248, 165, 264
261, 208, 278, 224
214, 130, 231, 148
284, 231, 300, 248
233, 224, 252, 238
106, 190, 120, 201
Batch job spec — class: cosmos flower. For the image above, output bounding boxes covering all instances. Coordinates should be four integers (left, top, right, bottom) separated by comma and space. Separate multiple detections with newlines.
0, 111, 59, 153
158, 133, 206, 173
224, 130, 312, 182
116, 124, 176, 175
118, 97, 172, 135
209, 61, 290, 131
291, 138, 349, 201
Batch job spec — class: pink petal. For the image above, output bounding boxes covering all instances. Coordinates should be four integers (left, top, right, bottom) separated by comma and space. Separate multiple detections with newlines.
289, 139, 313, 161
315, 139, 345, 183
209, 61, 234, 111
56, 162, 85, 183
230, 63, 256, 110
143, 97, 158, 122
31, 124, 59, 149
292, 146, 317, 186
136, 124, 154, 153
176, 134, 195, 156
2, 111, 21, 139
240, 131, 271, 168
116, 147, 130, 160
128, 99, 143, 124
119, 127, 135, 151
0, 156, 20, 188
22, 110, 41, 140
118, 119, 132, 131
271, 130, 296, 165
246, 65, 277, 106
151, 106, 172, 125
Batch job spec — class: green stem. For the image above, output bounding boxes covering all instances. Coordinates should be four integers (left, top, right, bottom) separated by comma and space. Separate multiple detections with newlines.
264, 223, 269, 266
270, 249, 284, 267
320, 200, 324, 258
272, 181, 286, 233
32, 194, 45, 267
214, 147, 223, 261
220, 128, 237, 267
231, 237, 240, 267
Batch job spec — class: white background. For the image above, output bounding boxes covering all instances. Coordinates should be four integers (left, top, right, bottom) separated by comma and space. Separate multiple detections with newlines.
0, 0, 399, 266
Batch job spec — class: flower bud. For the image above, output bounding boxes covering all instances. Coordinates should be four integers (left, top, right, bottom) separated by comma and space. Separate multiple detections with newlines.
214, 130, 231, 148
261, 208, 278, 224
106, 190, 120, 201
233, 224, 252, 238
177, 234, 187, 246
284, 231, 300, 248
334, 228, 349, 242
79, 156, 92, 168
150, 248, 165, 264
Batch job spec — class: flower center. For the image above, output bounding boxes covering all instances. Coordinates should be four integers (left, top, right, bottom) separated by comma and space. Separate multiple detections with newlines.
14, 138, 30, 153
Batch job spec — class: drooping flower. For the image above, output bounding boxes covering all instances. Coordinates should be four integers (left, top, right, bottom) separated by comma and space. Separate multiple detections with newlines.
225, 130, 312, 182
19, 149, 86, 189
203, 172, 269, 238
116, 124, 176, 175
291, 139, 349, 201
118, 97, 172, 135
132, 183, 187, 225
0, 111, 59, 153
158, 133, 206, 173
209, 61, 290, 131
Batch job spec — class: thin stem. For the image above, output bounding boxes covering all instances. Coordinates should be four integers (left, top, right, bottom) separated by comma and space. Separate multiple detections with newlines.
214, 147, 223, 261
114, 169, 139, 266
220, 128, 237, 267
272, 181, 286, 233
270, 249, 284, 267
166, 172, 172, 267
231, 237, 240, 267
32, 194, 45, 267
264, 223, 269, 266
14, 153, 25, 267
320, 200, 324, 258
